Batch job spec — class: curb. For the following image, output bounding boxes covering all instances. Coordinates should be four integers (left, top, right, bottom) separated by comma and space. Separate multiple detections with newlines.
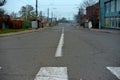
0, 29, 40, 37
91, 29, 120, 34
75, 26, 120, 34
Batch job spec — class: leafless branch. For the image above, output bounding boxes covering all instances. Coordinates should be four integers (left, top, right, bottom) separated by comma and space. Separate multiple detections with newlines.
0, 0, 6, 6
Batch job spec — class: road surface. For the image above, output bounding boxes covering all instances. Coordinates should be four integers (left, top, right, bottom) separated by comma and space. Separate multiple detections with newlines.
0, 23, 120, 80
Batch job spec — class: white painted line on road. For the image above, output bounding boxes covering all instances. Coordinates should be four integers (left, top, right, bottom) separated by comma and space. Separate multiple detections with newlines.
55, 27, 64, 57
34, 67, 68, 80
0, 66, 2, 70
107, 67, 120, 79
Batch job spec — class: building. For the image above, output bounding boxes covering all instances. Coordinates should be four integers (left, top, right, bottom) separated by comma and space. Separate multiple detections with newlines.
86, 2, 100, 28
100, 0, 120, 29
0, 15, 11, 29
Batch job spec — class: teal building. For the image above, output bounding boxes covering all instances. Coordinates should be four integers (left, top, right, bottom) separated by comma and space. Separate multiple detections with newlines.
100, 0, 120, 29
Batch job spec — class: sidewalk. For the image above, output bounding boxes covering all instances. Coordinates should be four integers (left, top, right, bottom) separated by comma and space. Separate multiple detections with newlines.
0, 28, 41, 37
90, 28, 120, 34
75, 25, 120, 34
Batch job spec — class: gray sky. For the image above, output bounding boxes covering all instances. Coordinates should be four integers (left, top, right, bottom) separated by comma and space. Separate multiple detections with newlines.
2, 0, 84, 20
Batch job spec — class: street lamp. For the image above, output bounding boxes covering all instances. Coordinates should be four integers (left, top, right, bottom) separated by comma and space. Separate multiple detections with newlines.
52, 8, 57, 22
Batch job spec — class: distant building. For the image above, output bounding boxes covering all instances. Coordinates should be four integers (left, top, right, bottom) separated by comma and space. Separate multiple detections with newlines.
86, 2, 100, 28
81, 15, 87, 24
81, 15, 88, 28
100, 0, 120, 29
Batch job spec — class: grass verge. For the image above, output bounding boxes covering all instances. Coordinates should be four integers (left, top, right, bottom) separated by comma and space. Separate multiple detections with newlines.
0, 29, 31, 34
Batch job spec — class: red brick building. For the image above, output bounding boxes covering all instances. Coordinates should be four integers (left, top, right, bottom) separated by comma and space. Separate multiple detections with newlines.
86, 2, 100, 28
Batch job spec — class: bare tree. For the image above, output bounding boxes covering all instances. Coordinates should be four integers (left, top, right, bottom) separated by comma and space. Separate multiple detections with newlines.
75, 6, 85, 25
0, 0, 6, 17
10, 12, 17, 19
19, 5, 35, 19
19, 6, 26, 18
0, 0, 6, 6
82, 0, 98, 9
0, 8, 4, 16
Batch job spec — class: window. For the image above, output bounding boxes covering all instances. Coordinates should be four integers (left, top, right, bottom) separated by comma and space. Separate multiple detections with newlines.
117, 0, 120, 11
110, 17, 114, 28
105, 2, 110, 14
111, 0, 115, 12
116, 17, 120, 28
105, 17, 110, 27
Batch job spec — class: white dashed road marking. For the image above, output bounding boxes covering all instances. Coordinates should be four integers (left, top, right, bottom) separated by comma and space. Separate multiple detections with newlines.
34, 67, 68, 80
107, 67, 120, 79
0, 66, 2, 70
55, 27, 64, 57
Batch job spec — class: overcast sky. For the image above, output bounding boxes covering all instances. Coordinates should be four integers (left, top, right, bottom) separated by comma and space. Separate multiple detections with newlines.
2, 0, 84, 20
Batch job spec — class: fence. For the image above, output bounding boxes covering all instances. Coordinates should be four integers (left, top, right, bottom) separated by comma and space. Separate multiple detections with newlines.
12, 20, 22, 29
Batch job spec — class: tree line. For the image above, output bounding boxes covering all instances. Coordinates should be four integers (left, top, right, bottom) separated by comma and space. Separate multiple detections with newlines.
0, 0, 6, 17
0, 0, 39, 20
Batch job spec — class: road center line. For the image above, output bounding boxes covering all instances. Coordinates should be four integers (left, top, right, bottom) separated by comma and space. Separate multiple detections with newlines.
107, 67, 120, 79
34, 67, 68, 80
55, 27, 64, 57
0, 66, 2, 70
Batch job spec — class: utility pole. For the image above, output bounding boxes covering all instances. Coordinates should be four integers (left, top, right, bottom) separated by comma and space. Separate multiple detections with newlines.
47, 8, 49, 22
78, 8, 81, 26
36, 0, 38, 20
36, 0, 38, 28
51, 11, 53, 23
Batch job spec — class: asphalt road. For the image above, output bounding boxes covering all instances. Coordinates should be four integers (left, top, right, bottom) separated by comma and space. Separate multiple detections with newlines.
0, 23, 120, 80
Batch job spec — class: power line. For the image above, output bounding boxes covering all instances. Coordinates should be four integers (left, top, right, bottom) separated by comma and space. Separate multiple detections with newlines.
18, 0, 28, 5
17, 0, 27, 6
18, 0, 40, 11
